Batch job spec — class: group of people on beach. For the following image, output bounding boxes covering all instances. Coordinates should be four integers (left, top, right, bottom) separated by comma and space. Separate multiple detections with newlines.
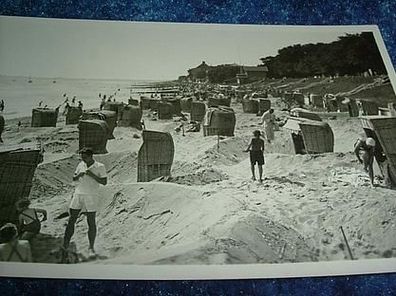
0, 94, 381, 263
0, 147, 107, 262
244, 107, 378, 187
100, 93, 118, 110
0, 199, 47, 262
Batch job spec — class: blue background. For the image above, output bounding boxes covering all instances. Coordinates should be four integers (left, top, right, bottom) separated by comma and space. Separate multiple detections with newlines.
0, 0, 396, 294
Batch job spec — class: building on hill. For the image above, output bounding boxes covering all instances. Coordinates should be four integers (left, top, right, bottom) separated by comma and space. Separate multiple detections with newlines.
178, 75, 188, 82
186, 62, 268, 84
188, 61, 211, 82
236, 65, 269, 84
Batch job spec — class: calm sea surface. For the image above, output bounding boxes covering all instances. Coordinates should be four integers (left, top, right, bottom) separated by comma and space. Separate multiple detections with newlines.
0, 76, 159, 120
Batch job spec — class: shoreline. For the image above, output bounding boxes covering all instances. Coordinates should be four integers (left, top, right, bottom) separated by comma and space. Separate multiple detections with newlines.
0, 76, 172, 122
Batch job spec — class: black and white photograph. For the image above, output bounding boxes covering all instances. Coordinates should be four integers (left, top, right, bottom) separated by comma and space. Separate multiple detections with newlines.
0, 16, 395, 279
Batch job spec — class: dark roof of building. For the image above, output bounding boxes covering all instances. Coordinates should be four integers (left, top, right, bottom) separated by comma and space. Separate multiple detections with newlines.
188, 61, 211, 72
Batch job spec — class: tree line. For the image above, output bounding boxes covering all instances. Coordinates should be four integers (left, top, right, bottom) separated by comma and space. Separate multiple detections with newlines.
260, 32, 387, 78
207, 65, 240, 83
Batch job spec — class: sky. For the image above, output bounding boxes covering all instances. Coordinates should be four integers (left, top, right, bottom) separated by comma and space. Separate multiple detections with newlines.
0, 16, 374, 81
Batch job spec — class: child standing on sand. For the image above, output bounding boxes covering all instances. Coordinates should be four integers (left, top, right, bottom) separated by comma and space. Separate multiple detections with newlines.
244, 130, 265, 182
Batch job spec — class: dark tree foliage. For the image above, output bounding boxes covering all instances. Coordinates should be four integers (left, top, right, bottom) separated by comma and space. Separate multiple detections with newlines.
207, 65, 240, 83
261, 32, 387, 78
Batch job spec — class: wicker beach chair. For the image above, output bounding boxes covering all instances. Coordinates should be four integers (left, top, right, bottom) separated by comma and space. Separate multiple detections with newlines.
242, 99, 259, 114
137, 130, 174, 182
0, 143, 42, 225
284, 117, 334, 154
180, 97, 193, 112
190, 102, 206, 122
361, 116, 396, 186
78, 120, 108, 154
207, 97, 231, 108
65, 106, 83, 125
158, 102, 173, 120
31, 108, 58, 127
81, 110, 117, 140
118, 105, 142, 128
203, 107, 236, 137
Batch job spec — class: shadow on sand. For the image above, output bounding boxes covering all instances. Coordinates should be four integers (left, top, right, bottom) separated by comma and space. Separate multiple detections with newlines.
30, 233, 108, 263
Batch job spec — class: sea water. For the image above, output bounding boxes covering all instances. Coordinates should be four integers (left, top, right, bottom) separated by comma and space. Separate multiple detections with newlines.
0, 76, 158, 120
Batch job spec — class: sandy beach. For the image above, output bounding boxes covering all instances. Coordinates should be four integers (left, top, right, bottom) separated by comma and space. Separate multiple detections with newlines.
1, 76, 395, 265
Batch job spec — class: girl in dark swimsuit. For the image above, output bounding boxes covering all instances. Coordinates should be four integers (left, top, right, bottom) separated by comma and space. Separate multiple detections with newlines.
16, 199, 47, 240
0, 223, 32, 262
244, 130, 265, 182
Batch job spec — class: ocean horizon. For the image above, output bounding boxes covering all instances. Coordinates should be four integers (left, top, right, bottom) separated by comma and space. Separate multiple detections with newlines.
0, 76, 163, 120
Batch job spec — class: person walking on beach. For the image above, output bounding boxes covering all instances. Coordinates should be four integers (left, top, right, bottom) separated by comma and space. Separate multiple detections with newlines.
0, 223, 32, 262
63, 148, 107, 257
244, 130, 265, 182
260, 108, 276, 143
354, 137, 376, 186
0, 99, 4, 112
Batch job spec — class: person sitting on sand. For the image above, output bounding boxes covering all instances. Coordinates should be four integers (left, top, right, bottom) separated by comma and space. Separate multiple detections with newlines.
244, 130, 265, 182
0, 223, 32, 262
259, 108, 276, 143
354, 137, 376, 186
16, 198, 47, 240
63, 147, 107, 257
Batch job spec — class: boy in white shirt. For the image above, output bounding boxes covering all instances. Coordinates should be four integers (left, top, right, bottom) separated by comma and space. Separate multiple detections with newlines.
63, 147, 107, 257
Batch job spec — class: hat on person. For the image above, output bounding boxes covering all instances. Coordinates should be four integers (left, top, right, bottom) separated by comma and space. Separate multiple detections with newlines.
79, 147, 94, 155
366, 137, 376, 147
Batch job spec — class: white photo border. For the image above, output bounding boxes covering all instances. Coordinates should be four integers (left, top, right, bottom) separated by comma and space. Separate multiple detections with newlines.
0, 18, 395, 280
